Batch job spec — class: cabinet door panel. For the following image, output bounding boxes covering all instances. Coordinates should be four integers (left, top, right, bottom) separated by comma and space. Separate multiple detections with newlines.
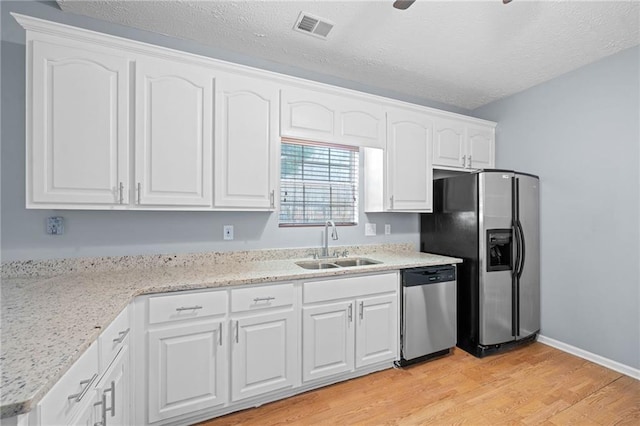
433, 120, 465, 168
281, 88, 335, 141
467, 125, 495, 169
231, 309, 297, 401
215, 75, 277, 209
339, 100, 385, 147
96, 346, 129, 426
302, 301, 354, 382
386, 109, 433, 211
135, 58, 213, 206
148, 320, 225, 422
356, 294, 398, 368
30, 41, 129, 206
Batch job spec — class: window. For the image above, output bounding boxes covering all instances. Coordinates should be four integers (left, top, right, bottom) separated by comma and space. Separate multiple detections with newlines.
280, 139, 358, 226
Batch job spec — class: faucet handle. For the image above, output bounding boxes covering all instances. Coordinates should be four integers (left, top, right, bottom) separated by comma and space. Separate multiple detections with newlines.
342, 250, 349, 258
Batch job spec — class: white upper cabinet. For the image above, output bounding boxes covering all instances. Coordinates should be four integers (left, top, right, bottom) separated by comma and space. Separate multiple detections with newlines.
466, 124, 495, 169
215, 74, 277, 210
135, 56, 214, 207
280, 87, 385, 148
433, 119, 465, 169
364, 107, 434, 213
433, 119, 495, 171
28, 40, 130, 208
385, 107, 434, 212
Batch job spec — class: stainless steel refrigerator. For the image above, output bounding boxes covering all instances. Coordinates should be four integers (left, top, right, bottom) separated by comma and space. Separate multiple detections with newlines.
420, 170, 540, 357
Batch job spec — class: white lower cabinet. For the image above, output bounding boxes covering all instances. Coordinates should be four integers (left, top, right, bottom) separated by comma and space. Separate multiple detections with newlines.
355, 294, 398, 368
302, 300, 355, 382
92, 346, 130, 426
231, 309, 297, 401
36, 307, 131, 426
302, 272, 399, 384
147, 319, 227, 423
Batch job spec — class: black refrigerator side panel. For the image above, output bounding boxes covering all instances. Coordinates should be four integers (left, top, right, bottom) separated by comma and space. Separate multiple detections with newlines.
421, 174, 479, 351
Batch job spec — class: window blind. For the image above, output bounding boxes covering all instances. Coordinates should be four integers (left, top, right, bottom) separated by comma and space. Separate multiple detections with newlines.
280, 140, 359, 226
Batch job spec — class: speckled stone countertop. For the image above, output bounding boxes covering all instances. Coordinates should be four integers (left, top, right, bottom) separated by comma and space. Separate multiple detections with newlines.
0, 243, 461, 418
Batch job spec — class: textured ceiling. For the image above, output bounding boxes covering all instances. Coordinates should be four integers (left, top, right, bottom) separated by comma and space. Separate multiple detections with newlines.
56, 0, 640, 110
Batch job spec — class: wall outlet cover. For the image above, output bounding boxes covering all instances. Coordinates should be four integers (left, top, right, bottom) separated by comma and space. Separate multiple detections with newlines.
46, 216, 64, 235
365, 223, 376, 236
385, 224, 391, 235
223, 225, 234, 241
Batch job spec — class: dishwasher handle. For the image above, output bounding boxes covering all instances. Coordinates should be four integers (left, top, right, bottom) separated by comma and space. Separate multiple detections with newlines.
402, 266, 456, 287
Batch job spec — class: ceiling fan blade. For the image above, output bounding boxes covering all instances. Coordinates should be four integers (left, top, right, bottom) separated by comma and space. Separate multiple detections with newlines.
393, 0, 416, 10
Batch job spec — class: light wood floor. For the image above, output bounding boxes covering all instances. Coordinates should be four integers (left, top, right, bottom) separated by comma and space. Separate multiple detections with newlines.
199, 343, 639, 425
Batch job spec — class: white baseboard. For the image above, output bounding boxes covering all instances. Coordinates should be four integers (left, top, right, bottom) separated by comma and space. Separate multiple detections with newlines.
537, 335, 640, 380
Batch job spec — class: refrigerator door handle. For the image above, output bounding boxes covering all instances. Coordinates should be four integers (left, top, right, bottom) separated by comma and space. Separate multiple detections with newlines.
516, 220, 526, 279
511, 176, 521, 337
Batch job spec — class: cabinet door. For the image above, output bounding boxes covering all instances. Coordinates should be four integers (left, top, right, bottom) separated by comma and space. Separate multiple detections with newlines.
281, 87, 384, 148
302, 301, 354, 382
135, 57, 213, 206
338, 98, 385, 148
68, 396, 97, 426
280, 87, 337, 143
215, 74, 277, 209
95, 346, 129, 426
433, 119, 465, 169
30, 40, 129, 207
147, 320, 226, 423
355, 294, 398, 369
386, 108, 433, 211
231, 309, 297, 401
466, 124, 495, 169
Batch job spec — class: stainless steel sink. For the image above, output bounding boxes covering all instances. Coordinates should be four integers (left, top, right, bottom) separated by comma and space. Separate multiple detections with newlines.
333, 258, 381, 267
295, 261, 340, 270
295, 257, 381, 270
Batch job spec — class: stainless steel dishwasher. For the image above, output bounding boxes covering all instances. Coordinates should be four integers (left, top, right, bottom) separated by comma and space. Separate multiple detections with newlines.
397, 265, 457, 366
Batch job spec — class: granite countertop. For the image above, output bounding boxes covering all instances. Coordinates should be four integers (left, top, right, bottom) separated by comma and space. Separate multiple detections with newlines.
0, 245, 461, 418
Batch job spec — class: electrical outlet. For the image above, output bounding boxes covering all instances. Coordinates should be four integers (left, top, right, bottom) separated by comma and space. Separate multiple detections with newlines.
365, 223, 376, 236
46, 216, 64, 235
385, 224, 391, 235
223, 225, 234, 241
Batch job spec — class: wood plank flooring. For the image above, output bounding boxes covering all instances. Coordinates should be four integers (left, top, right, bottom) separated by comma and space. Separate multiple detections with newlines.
198, 343, 640, 425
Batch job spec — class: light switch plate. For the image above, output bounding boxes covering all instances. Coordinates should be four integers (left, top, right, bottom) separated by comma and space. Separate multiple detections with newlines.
46, 216, 64, 235
223, 225, 234, 241
385, 224, 391, 235
365, 223, 376, 236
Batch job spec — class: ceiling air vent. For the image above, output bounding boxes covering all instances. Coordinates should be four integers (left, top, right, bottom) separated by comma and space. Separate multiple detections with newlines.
293, 12, 334, 40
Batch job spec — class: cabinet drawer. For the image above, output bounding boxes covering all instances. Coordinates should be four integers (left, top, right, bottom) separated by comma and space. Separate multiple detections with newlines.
99, 306, 130, 371
303, 273, 398, 304
39, 342, 99, 426
231, 283, 294, 313
148, 291, 227, 325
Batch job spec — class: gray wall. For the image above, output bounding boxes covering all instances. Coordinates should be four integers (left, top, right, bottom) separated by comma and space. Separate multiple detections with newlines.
1, 0, 470, 261
473, 46, 640, 369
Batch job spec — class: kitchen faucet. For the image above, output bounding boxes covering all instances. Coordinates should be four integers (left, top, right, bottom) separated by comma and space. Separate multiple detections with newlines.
321, 220, 339, 258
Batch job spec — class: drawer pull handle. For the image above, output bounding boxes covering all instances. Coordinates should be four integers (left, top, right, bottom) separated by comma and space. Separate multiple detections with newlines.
112, 328, 130, 344
218, 322, 223, 346
175, 305, 203, 312
68, 373, 98, 402
359, 301, 364, 320
253, 297, 275, 303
